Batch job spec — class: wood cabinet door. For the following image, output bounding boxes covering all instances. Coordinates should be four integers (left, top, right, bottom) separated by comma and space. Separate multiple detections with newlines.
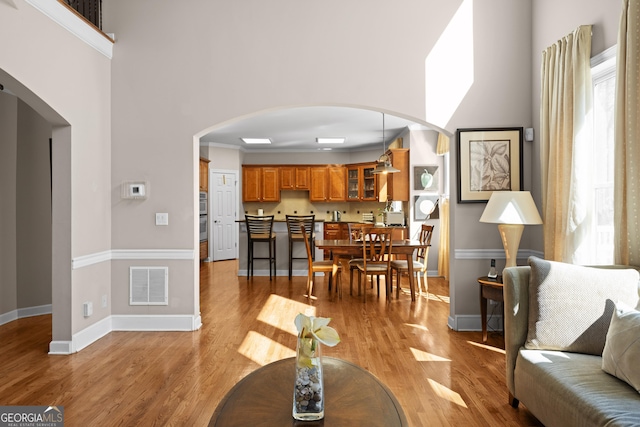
327, 166, 346, 201
242, 166, 261, 202
309, 167, 328, 201
280, 167, 295, 190
361, 164, 378, 201
261, 167, 280, 202
295, 167, 310, 189
346, 166, 360, 200
199, 158, 210, 192
386, 149, 410, 201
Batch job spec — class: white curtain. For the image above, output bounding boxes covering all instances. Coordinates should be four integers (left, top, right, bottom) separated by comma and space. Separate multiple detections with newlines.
614, 0, 640, 266
436, 133, 450, 279
540, 25, 593, 263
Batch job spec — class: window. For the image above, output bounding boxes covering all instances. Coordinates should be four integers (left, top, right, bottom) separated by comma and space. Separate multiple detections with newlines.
589, 48, 616, 264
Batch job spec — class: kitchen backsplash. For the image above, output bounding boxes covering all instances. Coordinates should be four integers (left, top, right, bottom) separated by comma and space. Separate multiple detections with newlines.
243, 190, 407, 222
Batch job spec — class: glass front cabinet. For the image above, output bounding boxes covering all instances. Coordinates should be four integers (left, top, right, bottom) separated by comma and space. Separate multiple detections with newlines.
347, 163, 378, 201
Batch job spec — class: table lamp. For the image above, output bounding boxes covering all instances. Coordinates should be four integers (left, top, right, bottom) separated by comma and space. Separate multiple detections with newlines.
479, 191, 542, 269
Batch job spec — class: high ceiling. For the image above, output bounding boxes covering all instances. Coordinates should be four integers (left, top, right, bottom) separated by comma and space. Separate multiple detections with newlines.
199, 106, 430, 153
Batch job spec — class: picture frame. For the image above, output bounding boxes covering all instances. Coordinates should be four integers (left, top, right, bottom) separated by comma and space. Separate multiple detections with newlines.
414, 195, 440, 220
456, 127, 523, 203
413, 165, 440, 192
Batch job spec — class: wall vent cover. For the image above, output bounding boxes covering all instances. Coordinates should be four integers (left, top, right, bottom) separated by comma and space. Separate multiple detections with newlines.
130, 267, 168, 305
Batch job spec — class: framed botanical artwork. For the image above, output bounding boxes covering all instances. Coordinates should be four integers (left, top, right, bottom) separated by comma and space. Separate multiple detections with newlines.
413, 165, 439, 192
414, 195, 439, 220
456, 127, 523, 203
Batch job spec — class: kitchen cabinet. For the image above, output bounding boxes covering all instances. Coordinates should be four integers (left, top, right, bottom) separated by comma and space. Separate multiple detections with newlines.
200, 241, 208, 261
199, 158, 210, 192
310, 166, 347, 202
322, 222, 349, 259
242, 166, 280, 202
347, 163, 378, 201
379, 149, 410, 202
280, 166, 310, 190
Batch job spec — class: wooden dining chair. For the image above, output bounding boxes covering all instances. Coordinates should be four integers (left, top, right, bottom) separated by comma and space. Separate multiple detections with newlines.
300, 224, 342, 298
347, 222, 374, 296
245, 215, 276, 280
286, 214, 315, 280
390, 224, 433, 297
352, 227, 393, 302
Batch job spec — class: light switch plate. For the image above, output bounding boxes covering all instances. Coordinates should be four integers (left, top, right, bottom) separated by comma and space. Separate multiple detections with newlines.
156, 212, 169, 226
525, 127, 534, 142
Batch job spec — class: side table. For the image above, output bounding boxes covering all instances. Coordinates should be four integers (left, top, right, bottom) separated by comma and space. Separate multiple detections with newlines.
478, 275, 504, 343
209, 357, 408, 426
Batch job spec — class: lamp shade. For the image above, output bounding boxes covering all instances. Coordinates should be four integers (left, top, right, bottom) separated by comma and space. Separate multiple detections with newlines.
479, 191, 542, 225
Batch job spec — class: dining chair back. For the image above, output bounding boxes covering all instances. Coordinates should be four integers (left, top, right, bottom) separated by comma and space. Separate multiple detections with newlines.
300, 223, 342, 298
354, 227, 393, 302
245, 215, 276, 280
286, 215, 315, 280
391, 224, 433, 296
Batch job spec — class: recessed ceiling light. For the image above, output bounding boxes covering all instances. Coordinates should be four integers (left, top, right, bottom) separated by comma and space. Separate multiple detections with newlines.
316, 137, 345, 144
241, 138, 272, 144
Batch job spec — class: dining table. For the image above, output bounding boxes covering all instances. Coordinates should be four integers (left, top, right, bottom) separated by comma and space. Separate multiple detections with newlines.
314, 239, 427, 302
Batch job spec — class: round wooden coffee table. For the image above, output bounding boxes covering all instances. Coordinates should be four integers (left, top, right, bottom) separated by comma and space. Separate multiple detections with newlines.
209, 357, 408, 427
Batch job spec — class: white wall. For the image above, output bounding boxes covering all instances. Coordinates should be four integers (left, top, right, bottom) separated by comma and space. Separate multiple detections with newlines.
0, 92, 18, 317
103, 0, 533, 329
0, 0, 112, 347
16, 99, 52, 310
2, 0, 623, 346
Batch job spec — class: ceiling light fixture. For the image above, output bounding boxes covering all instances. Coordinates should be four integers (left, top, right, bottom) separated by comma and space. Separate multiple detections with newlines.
316, 137, 345, 144
372, 112, 399, 174
241, 138, 272, 144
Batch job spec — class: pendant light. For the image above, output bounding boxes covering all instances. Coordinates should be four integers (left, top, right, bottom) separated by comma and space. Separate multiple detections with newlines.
372, 112, 399, 174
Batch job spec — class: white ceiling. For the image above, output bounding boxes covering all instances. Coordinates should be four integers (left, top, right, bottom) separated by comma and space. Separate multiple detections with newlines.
199, 106, 431, 153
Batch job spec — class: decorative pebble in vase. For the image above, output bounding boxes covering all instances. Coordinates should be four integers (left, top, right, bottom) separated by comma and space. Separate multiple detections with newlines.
293, 336, 324, 420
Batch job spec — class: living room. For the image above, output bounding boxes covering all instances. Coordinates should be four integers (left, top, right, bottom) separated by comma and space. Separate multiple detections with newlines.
0, 0, 635, 425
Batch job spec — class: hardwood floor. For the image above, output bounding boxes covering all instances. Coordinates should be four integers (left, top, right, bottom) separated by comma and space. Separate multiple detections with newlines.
0, 260, 543, 426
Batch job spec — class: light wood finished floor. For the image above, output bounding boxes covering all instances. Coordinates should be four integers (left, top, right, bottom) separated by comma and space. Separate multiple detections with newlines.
0, 260, 543, 426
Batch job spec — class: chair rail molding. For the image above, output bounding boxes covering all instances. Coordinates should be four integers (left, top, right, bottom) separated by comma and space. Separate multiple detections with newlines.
72, 249, 195, 269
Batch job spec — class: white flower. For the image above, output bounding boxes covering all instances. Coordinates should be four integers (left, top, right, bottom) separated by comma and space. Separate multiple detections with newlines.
294, 313, 340, 347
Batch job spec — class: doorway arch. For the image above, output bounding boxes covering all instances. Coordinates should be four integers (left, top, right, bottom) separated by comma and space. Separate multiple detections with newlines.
0, 67, 73, 352
194, 103, 451, 285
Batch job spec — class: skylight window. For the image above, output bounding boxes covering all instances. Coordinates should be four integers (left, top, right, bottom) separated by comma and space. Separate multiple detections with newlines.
241, 138, 272, 144
316, 137, 345, 144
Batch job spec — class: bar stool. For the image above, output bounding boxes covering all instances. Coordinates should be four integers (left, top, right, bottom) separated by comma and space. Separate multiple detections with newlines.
286, 214, 315, 280
245, 215, 276, 280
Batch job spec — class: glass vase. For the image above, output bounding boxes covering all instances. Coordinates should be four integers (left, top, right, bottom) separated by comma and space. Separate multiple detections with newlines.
292, 336, 324, 421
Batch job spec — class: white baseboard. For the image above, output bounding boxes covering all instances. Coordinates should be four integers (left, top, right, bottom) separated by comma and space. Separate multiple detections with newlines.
73, 316, 112, 352
19, 304, 52, 318
49, 341, 74, 355
0, 304, 52, 327
47, 314, 202, 355
448, 314, 503, 332
111, 314, 202, 331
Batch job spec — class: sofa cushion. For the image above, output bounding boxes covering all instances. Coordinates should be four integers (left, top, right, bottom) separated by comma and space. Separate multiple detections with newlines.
526, 257, 639, 355
602, 302, 640, 393
515, 349, 640, 427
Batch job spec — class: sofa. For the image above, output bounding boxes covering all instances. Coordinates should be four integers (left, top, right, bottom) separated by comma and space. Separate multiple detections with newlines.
503, 257, 640, 427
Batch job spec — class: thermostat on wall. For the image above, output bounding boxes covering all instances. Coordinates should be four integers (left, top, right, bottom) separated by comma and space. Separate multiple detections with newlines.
122, 181, 148, 199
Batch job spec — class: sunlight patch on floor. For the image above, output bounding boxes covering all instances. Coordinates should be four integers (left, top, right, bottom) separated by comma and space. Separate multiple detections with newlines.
257, 294, 315, 336
405, 323, 429, 332
428, 378, 468, 407
410, 347, 450, 362
467, 341, 506, 354
238, 330, 296, 366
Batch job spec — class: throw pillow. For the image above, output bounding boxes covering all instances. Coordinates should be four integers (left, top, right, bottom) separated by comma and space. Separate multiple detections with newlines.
602, 302, 640, 393
525, 256, 639, 355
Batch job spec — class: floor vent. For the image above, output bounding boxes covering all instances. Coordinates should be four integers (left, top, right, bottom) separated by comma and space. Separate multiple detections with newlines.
130, 267, 168, 305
